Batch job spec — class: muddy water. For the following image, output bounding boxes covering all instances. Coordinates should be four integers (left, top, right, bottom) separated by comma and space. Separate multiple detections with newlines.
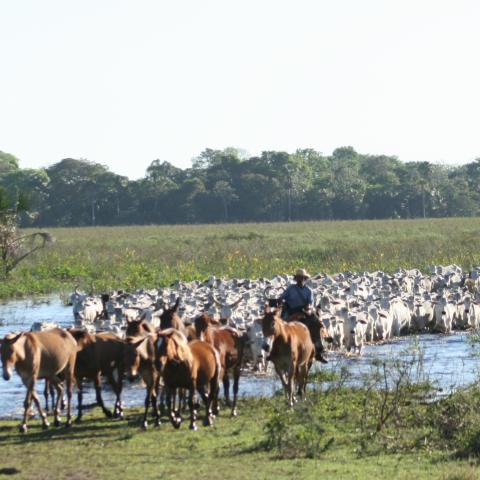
0, 296, 478, 418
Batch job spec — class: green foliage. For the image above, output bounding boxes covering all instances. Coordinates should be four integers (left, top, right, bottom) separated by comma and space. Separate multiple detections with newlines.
263, 401, 333, 459
1, 217, 480, 298
3, 146, 480, 226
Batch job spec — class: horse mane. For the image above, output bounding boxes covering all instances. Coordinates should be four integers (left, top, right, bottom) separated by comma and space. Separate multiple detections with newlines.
163, 329, 193, 367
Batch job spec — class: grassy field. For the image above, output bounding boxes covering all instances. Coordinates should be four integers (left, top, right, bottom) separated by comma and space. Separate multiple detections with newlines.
0, 382, 479, 480
3, 217, 480, 299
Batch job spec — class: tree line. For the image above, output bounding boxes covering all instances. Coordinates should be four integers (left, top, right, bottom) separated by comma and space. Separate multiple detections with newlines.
1, 146, 479, 227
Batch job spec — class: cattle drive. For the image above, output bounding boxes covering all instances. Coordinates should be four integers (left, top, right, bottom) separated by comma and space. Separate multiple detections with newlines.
1, 263, 480, 433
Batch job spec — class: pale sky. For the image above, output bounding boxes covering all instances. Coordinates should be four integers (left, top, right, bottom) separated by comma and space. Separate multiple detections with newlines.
1, 0, 479, 179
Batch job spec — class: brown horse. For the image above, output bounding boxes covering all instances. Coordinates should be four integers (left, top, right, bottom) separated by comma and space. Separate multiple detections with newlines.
125, 318, 156, 337
194, 313, 246, 416
260, 305, 315, 407
159, 298, 187, 336
124, 334, 161, 429
0, 328, 77, 433
284, 310, 330, 363
69, 329, 125, 422
155, 329, 221, 430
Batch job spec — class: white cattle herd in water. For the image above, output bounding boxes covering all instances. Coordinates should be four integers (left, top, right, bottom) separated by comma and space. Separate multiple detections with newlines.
3, 263, 480, 433
68, 263, 480, 366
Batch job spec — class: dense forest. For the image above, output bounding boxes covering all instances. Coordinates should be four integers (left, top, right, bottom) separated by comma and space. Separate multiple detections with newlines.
1, 147, 479, 227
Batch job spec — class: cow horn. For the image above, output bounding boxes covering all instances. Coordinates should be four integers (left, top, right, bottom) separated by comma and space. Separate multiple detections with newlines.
212, 293, 242, 309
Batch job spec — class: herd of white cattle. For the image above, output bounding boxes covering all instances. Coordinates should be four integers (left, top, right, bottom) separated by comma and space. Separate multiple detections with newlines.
62, 264, 480, 366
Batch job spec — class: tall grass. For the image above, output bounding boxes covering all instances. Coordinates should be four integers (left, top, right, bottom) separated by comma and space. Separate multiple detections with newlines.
3, 217, 480, 298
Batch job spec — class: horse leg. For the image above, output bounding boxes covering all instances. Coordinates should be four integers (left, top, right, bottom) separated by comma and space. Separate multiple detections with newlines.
159, 384, 166, 417
20, 386, 34, 433
43, 380, 50, 413
287, 360, 296, 407
52, 380, 64, 426
166, 387, 180, 429
274, 365, 288, 398
64, 363, 74, 428
106, 371, 122, 419
29, 383, 50, 431
76, 378, 83, 423
32, 391, 49, 430
206, 377, 218, 427
142, 387, 151, 430
189, 385, 198, 431
151, 380, 161, 427
94, 374, 112, 418
223, 371, 231, 407
231, 364, 240, 417
175, 389, 183, 423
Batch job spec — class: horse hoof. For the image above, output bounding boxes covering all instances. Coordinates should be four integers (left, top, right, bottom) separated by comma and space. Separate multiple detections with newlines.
64, 422, 72, 429
231, 409, 237, 417
19, 425, 27, 434
142, 421, 148, 430
74, 417, 82, 424
189, 424, 198, 431
53, 420, 60, 428
154, 420, 161, 427
104, 410, 113, 418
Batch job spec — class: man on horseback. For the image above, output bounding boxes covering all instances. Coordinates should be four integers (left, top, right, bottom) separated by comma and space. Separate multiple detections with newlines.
280, 268, 329, 364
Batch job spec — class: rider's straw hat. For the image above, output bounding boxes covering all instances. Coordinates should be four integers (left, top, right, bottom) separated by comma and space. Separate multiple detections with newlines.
294, 268, 310, 279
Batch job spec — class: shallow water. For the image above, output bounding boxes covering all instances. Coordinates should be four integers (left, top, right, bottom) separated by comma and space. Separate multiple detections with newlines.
0, 296, 478, 418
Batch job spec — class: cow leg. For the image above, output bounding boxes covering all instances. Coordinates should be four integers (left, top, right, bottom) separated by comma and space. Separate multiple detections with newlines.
94, 374, 112, 418
231, 365, 240, 417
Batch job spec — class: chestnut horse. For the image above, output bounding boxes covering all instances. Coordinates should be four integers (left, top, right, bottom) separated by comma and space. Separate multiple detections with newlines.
0, 328, 77, 433
69, 329, 125, 422
124, 334, 161, 429
155, 329, 221, 430
194, 313, 246, 416
260, 305, 315, 406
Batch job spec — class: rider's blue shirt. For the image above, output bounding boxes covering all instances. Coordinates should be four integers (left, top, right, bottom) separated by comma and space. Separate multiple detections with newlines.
280, 284, 314, 310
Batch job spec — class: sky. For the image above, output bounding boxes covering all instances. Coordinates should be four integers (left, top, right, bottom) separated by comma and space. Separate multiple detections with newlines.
1, 0, 479, 179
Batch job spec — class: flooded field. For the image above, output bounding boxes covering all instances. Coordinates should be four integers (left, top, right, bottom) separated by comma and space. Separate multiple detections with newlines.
0, 295, 478, 418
